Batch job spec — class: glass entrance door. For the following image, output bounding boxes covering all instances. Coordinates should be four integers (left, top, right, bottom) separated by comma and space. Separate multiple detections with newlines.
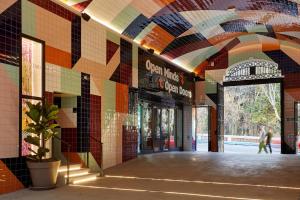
138, 101, 178, 153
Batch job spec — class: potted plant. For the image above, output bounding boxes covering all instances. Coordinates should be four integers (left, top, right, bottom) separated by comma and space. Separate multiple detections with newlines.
24, 100, 60, 189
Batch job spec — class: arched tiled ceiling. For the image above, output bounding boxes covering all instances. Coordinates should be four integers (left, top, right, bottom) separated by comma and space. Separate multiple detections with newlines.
58, 0, 300, 72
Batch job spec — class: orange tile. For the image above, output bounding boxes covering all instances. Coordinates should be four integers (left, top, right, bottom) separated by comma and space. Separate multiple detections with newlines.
208, 32, 248, 46
194, 60, 208, 76
141, 25, 175, 54
0, 161, 24, 195
153, 0, 176, 7
272, 24, 300, 32
262, 41, 280, 51
286, 88, 300, 100
116, 83, 128, 113
45, 45, 72, 68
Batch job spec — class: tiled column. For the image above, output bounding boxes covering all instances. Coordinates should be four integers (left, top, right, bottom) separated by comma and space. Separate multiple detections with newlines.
77, 73, 90, 152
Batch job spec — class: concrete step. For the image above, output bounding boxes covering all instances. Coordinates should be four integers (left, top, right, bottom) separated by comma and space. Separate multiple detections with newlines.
69, 173, 99, 184
63, 168, 90, 178
58, 164, 81, 173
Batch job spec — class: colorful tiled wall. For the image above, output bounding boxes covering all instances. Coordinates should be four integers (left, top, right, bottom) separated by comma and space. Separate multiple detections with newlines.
2, 0, 300, 195
0, 0, 140, 194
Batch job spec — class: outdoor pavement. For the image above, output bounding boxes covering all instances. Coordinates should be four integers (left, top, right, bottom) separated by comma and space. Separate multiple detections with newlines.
1, 152, 300, 200
197, 143, 281, 154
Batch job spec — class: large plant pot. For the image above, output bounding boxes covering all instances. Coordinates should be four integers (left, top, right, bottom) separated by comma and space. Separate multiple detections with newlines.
27, 160, 61, 189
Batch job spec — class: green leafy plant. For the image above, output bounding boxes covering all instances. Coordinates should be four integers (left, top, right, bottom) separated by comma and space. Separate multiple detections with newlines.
24, 101, 59, 161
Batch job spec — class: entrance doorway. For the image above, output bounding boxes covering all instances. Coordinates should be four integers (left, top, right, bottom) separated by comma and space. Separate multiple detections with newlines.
224, 83, 281, 154
138, 101, 180, 153
195, 106, 210, 152
217, 59, 284, 154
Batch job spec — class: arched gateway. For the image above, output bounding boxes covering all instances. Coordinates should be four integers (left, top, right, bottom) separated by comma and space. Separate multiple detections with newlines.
215, 59, 285, 153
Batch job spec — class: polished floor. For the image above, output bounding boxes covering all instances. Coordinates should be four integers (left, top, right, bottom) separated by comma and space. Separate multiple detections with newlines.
1, 152, 300, 200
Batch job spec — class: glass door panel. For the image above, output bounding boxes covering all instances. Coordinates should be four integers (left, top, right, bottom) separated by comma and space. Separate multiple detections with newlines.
169, 108, 176, 149
161, 109, 169, 151
138, 102, 180, 153
176, 107, 183, 150
152, 107, 161, 152
141, 103, 153, 151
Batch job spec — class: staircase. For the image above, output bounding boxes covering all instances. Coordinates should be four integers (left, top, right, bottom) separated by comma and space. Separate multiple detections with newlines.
58, 164, 99, 184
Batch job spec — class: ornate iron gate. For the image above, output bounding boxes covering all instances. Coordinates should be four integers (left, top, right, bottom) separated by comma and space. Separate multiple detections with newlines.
224, 59, 282, 82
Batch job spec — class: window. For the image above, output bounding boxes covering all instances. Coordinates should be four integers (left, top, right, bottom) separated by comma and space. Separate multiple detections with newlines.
22, 37, 43, 98
21, 36, 44, 156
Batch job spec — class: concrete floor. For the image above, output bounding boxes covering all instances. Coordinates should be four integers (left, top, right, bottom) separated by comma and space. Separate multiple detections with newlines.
1, 152, 300, 200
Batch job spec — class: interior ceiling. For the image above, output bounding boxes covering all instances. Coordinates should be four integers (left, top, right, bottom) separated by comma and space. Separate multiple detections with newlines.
58, 0, 300, 72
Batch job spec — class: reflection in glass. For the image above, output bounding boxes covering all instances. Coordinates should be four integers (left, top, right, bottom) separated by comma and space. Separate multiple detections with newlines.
169, 109, 175, 149
21, 99, 42, 156
22, 38, 42, 97
140, 103, 152, 150
161, 109, 169, 150
138, 102, 178, 152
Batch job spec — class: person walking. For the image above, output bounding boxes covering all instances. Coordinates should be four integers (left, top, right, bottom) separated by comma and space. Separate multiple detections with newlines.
258, 126, 268, 153
266, 128, 273, 154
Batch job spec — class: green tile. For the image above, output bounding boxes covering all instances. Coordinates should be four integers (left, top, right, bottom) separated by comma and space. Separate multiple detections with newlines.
238, 34, 259, 43
88, 152, 101, 173
280, 40, 300, 49
22, 0, 36, 36
189, 46, 219, 68
107, 30, 120, 45
111, 5, 140, 33
194, 12, 238, 31
61, 68, 81, 95
52, 129, 67, 164
61, 97, 77, 108
103, 80, 116, 112
134, 22, 156, 43
132, 43, 138, 69
205, 74, 217, 94
229, 51, 272, 66
246, 24, 268, 33
3, 64, 19, 85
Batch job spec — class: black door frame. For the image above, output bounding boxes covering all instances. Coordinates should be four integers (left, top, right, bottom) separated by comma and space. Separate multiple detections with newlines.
138, 100, 181, 154
294, 102, 300, 153
194, 105, 211, 152
220, 78, 285, 153
19, 34, 46, 156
